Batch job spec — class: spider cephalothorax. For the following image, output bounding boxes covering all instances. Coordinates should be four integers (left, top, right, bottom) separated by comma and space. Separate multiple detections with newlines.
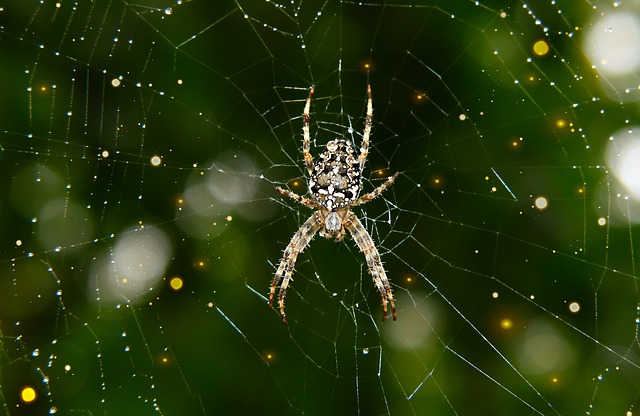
270, 85, 398, 323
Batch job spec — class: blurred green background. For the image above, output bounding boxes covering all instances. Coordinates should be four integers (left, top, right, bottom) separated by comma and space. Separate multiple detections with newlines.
1, 0, 640, 415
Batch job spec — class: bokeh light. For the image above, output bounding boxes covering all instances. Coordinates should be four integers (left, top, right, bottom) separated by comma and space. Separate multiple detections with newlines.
534, 196, 548, 210
517, 320, 574, 376
532, 40, 549, 56
606, 126, 640, 201
583, 10, 640, 102
20, 386, 36, 403
36, 199, 93, 252
584, 11, 640, 76
89, 226, 172, 305
383, 294, 438, 350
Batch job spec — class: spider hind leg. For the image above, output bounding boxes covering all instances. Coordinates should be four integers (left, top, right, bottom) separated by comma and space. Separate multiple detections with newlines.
345, 211, 397, 321
269, 211, 323, 323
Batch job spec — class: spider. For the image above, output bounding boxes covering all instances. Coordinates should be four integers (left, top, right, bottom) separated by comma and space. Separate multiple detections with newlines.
269, 85, 398, 323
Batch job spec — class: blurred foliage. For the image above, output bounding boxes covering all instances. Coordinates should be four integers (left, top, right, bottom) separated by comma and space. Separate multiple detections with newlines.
1, 1, 640, 415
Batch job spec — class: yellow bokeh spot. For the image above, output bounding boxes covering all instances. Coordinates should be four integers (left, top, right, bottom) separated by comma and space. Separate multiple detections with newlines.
198, 261, 205, 268
556, 119, 566, 128
21, 386, 37, 403
413, 92, 429, 105
533, 40, 549, 56
569, 301, 581, 313
169, 276, 184, 291
434, 178, 440, 184
150, 155, 162, 166
156, 353, 171, 366
534, 196, 549, 210
406, 276, 413, 283
500, 318, 513, 330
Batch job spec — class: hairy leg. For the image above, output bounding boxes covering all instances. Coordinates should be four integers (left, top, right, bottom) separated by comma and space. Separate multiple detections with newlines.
353, 172, 398, 207
269, 211, 323, 323
345, 211, 396, 321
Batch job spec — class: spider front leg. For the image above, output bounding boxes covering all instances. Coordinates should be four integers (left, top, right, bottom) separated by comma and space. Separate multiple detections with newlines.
269, 211, 323, 323
353, 172, 398, 207
358, 85, 373, 172
275, 186, 318, 209
302, 85, 315, 176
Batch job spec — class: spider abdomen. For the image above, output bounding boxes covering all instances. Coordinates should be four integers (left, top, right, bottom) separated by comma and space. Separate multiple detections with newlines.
308, 139, 362, 211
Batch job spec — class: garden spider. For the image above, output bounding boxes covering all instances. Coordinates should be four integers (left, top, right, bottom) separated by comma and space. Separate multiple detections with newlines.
269, 85, 398, 323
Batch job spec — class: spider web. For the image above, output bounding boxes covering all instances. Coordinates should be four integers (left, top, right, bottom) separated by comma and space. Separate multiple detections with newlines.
1, 0, 639, 414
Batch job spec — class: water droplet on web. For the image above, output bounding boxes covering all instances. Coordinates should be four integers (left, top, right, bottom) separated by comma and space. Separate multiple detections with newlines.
164, 8, 172, 15
362, 348, 369, 355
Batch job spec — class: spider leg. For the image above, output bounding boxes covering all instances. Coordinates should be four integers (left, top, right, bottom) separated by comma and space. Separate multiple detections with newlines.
303, 86, 315, 176
270, 211, 323, 323
353, 172, 398, 207
275, 187, 318, 209
345, 211, 396, 321
358, 85, 373, 172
